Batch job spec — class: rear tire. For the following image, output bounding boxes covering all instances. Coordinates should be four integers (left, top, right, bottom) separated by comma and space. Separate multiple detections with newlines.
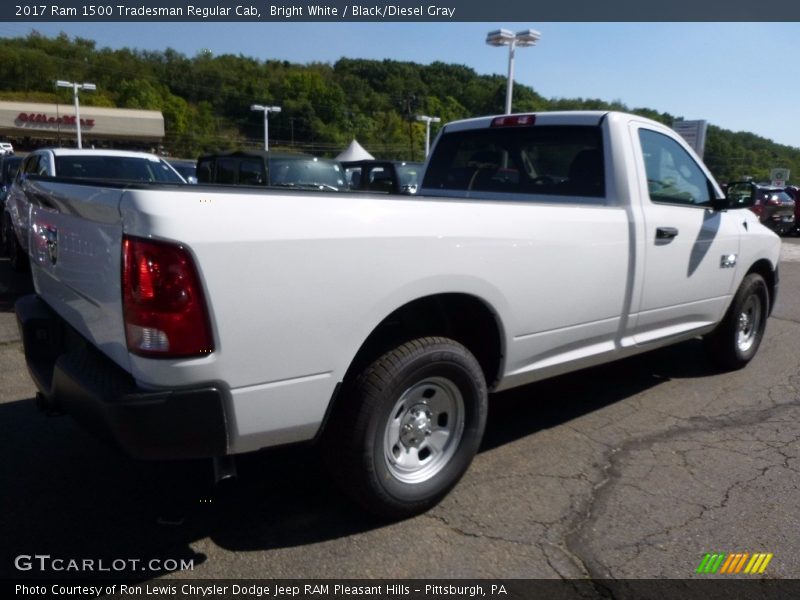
704, 273, 769, 370
322, 337, 488, 519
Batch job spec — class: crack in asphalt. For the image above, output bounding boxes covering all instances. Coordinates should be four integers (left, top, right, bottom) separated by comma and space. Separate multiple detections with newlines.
331, 343, 799, 578
611, 438, 799, 578
422, 512, 545, 548
562, 375, 800, 579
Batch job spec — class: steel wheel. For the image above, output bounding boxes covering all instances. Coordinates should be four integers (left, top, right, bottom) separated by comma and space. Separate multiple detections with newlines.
322, 336, 488, 518
383, 376, 465, 484
705, 272, 769, 371
736, 294, 762, 354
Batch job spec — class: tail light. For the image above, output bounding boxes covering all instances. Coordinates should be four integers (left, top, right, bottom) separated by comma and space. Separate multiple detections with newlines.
122, 235, 214, 358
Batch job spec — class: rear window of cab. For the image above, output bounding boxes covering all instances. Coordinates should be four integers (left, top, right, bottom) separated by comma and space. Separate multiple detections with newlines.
422, 125, 605, 199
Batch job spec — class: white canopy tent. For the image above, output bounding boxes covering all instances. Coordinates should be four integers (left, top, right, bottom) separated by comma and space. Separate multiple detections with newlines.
336, 139, 374, 161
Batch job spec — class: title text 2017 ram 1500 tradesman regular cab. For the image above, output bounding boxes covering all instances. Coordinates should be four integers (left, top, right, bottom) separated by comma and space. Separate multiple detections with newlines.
16, 112, 780, 518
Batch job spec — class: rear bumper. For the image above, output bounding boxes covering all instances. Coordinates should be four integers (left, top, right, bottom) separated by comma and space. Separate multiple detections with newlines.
15, 294, 228, 460
762, 210, 795, 234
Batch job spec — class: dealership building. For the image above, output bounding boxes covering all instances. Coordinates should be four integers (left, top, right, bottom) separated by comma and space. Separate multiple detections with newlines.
0, 101, 165, 150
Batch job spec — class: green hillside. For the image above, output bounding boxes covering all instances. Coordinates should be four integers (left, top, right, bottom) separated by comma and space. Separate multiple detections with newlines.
1, 31, 798, 183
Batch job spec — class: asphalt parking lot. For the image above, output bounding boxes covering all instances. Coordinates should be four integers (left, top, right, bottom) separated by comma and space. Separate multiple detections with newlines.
2, 241, 800, 581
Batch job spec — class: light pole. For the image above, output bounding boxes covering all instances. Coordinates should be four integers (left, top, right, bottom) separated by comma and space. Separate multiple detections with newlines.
55, 80, 96, 148
250, 104, 281, 151
485, 29, 541, 114
415, 115, 441, 158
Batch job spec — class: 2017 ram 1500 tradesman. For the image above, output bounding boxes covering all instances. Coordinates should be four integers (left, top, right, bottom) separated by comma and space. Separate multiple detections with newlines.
16, 112, 780, 517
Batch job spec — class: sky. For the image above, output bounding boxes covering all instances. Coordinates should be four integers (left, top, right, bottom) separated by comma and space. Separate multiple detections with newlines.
0, 21, 798, 149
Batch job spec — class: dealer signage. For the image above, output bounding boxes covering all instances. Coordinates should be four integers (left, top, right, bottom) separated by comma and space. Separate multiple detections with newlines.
770, 168, 789, 187
671, 119, 708, 158
16, 112, 95, 128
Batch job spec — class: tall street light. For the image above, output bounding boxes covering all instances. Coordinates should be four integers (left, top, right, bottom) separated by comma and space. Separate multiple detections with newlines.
56, 80, 96, 148
485, 29, 541, 115
415, 115, 441, 158
250, 104, 281, 151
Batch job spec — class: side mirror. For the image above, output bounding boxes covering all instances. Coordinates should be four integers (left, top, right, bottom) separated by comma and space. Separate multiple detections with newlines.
724, 181, 756, 209
710, 197, 730, 211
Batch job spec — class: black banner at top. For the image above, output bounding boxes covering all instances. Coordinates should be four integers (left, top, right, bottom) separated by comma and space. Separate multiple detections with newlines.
2, 0, 799, 22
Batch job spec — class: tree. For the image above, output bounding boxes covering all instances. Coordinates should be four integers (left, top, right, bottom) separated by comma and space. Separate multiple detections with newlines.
1, 31, 798, 169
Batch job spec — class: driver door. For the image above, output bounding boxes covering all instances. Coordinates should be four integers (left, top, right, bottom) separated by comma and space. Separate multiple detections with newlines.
630, 124, 740, 344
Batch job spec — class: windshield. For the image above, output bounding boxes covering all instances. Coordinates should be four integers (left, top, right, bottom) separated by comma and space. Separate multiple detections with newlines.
170, 162, 196, 180
269, 157, 346, 190
54, 156, 185, 183
759, 190, 792, 204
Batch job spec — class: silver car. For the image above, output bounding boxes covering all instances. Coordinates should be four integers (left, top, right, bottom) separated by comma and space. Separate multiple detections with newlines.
3, 148, 184, 271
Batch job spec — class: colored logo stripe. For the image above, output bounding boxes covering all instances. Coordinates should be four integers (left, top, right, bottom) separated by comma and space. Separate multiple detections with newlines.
744, 553, 773, 574
697, 552, 772, 575
719, 553, 737, 573
696, 553, 726, 574
719, 553, 749, 573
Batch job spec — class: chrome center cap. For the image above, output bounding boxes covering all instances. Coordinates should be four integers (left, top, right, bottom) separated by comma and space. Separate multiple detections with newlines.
399, 404, 433, 449
739, 312, 750, 331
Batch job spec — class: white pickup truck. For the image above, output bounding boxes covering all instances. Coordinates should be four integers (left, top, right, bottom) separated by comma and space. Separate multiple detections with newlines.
16, 111, 780, 517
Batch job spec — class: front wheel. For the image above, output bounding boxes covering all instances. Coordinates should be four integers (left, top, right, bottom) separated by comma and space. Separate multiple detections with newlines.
322, 337, 488, 519
704, 273, 769, 370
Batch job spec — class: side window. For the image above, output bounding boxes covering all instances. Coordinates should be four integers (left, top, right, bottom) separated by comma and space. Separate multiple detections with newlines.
215, 158, 236, 184
344, 167, 362, 189
196, 158, 213, 183
36, 154, 51, 176
638, 129, 712, 206
22, 155, 40, 178
367, 166, 393, 192
238, 159, 265, 185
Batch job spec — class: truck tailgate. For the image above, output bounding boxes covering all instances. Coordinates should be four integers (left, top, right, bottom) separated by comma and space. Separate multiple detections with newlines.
26, 179, 130, 372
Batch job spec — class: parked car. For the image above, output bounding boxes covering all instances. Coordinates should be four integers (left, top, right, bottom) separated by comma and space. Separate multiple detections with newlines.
168, 159, 198, 184
0, 154, 22, 208
3, 148, 185, 271
0, 142, 14, 155
785, 185, 800, 234
727, 182, 795, 235
0, 154, 23, 258
197, 150, 347, 191
343, 160, 424, 194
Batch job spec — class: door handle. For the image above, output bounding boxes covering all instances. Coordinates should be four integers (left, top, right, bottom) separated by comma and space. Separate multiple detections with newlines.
656, 227, 679, 240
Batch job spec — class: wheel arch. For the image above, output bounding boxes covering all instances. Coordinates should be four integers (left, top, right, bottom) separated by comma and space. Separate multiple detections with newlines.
344, 293, 505, 389
745, 258, 778, 316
